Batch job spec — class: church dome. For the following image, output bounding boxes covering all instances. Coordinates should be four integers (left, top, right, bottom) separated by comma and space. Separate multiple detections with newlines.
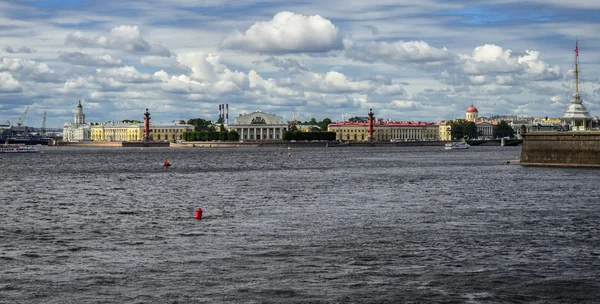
466, 105, 478, 113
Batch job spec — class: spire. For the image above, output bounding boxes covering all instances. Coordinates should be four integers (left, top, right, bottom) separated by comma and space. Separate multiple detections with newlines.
77, 99, 83, 108
574, 39, 579, 95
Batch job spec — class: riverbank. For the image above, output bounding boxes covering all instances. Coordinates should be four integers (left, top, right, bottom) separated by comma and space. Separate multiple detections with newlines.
51, 139, 521, 148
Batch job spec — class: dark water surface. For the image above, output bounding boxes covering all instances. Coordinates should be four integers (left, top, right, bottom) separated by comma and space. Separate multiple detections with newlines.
1, 146, 599, 303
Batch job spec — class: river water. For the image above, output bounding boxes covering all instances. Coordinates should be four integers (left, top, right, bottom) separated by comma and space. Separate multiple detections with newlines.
1, 146, 599, 303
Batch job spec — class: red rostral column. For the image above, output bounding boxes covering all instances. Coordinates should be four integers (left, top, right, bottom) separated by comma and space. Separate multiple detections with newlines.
144, 108, 151, 140
368, 108, 374, 141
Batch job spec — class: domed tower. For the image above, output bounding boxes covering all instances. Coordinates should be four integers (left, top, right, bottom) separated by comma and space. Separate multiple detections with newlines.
74, 100, 86, 125
466, 105, 478, 122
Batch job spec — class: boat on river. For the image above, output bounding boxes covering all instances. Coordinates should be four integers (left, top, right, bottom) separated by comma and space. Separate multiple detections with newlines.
445, 142, 470, 150
0, 145, 40, 153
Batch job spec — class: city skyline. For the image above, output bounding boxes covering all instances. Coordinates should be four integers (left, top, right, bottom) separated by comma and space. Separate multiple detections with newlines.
1, 0, 599, 128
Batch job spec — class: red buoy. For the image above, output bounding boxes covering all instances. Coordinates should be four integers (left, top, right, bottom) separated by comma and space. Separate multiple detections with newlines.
163, 160, 171, 169
194, 208, 203, 220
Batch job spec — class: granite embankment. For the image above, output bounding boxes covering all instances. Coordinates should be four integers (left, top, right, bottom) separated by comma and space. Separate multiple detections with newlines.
521, 131, 600, 167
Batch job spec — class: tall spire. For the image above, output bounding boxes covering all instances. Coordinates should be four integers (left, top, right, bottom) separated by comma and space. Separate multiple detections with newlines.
574, 39, 579, 95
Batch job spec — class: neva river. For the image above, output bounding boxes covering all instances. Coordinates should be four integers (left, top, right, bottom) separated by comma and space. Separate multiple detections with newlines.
1, 146, 599, 303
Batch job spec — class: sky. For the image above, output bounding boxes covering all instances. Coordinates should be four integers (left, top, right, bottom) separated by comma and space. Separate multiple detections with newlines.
1, 0, 599, 128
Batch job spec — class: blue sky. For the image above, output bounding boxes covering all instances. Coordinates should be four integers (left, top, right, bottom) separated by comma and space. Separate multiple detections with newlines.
1, 0, 599, 127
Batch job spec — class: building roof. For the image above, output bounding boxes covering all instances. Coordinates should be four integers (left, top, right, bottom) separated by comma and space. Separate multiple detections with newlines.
466, 105, 478, 113
328, 121, 430, 127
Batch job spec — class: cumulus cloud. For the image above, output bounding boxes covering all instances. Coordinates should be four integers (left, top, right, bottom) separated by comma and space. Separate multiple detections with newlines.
3, 46, 35, 54
176, 52, 246, 87
0, 72, 22, 93
297, 71, 372, 93
59, 51, 122, 67
220, 11, 344, 54
96, 66, 156, 83
390, 100, 417, 109
65, 25, 171, 57
0, 57, 57, 82
346, 41, 453, 66
459, 44, 560, 80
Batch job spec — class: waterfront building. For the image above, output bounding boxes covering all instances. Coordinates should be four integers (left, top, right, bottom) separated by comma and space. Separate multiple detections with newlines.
151, 123, 194, 141
437, 121, 452, 141
90, 121, 193, 142
63, 100, 91, 141
476, 122, 494, 139
328, 121, 437, 142
227, 110, 288, 141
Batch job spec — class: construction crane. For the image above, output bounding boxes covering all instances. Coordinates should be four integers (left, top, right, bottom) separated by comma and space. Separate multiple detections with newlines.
41, 111, 47, 136
16, 106, 30, 127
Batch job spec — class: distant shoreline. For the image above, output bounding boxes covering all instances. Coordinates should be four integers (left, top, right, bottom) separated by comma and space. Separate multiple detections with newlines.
53, 139, 521, 148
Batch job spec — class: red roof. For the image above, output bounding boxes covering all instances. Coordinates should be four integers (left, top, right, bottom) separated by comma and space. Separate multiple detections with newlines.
466, 105, 479, 113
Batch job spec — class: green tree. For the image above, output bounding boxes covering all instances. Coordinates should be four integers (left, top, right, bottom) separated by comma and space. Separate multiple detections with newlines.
493, 120, 515, 139
449, 119, 478, 140
227, 130, 239, 141
187, 118, 215, 132
218, 131, 228, 141
318, 118, 332, 131
289, 123, 298, 131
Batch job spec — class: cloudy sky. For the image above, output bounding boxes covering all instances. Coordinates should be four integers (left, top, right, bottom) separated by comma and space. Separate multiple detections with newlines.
1, 0, 599, 127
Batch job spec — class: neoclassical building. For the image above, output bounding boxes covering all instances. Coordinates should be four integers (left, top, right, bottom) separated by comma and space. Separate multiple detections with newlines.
328, 121, 440, 142
90, 122, 193, 142
63, 100, 91, 141
227, 110, 288, 141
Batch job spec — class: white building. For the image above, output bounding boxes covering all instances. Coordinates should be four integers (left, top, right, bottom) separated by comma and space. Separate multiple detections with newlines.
227, 110, 288, 141
475, 122, 494, 139
63, 100, 91, 141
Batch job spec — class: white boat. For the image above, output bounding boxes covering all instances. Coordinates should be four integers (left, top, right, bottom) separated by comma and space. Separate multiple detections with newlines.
0, 145, 40, 153
444, 142, 470, 150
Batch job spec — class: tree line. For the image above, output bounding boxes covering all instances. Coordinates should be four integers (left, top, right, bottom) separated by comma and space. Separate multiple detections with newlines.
448, 119, 515, 140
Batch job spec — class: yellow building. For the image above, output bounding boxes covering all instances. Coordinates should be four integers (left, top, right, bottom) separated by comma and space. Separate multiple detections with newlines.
151, 123, 194, 142
327, 121, 438, 142
91, 123, 141, 141
438, 122, 452, 141
90, 122, 194, 142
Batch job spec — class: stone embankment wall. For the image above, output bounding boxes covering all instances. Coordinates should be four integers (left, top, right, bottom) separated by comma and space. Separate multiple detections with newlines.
520, 131, 600, 167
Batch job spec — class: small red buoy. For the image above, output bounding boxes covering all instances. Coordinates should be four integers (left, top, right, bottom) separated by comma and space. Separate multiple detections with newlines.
194, 208, 203, 220
163, 160, 171, 169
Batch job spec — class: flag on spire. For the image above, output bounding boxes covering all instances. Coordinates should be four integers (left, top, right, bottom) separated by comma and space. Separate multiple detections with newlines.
575, 44, 579, 56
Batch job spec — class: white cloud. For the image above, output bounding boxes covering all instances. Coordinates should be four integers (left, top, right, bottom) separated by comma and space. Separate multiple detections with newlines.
96, 66, 156, 83
0, 57, 56, 82
297, 71, 373, 93
517, 50, 561, 80
347, 41, 453, 66
390, 100, 417, 109
470, 75, 486, 84
65, 25, 171, 57
220, 11, 344, 54
0, 72, 22, 93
